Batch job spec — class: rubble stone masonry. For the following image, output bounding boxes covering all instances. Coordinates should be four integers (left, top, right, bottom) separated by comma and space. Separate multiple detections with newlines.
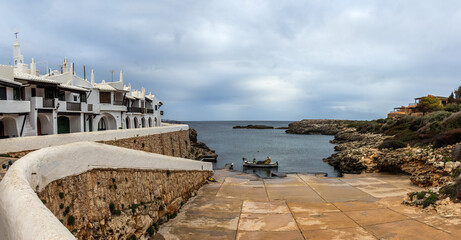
38, 168, 212, 239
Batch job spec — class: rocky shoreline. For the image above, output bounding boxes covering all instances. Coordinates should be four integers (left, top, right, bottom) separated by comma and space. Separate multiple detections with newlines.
288, 119, 461, 217
188, 128, 218, 161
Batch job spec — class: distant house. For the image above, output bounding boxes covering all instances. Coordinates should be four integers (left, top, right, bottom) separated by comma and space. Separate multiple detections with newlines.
387, 95, 447, 118
0, 38, 163, 138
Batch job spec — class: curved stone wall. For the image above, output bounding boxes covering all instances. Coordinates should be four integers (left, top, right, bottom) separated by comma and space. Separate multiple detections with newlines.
0, 142, 212, 240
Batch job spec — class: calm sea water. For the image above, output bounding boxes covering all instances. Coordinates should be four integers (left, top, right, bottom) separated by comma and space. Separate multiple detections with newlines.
185, 121, 340, 177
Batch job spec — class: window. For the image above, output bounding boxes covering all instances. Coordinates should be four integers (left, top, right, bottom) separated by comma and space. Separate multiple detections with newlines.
99, 92, 111, 104
0, 87, 6, 100
73, 95, 78, 102
155, 105, 158, 111
58, 91, 65, 101
13, 88, 20, 100
31, 88, 36, 97
80, 93, 87, 103
45, 88, 54, 99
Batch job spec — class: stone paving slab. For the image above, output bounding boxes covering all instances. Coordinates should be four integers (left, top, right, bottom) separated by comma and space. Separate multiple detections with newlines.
156, 170, 461, 240
302, 227, 377, 240
236, 231, 304, 240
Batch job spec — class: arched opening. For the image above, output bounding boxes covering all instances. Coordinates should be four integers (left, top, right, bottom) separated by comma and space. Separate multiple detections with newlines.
154, 117, 158, 127
141, 117, 146, 128
148, 117, 152, 127
98, 118, 107, 131
0, 117, 19, 138
38, 114, 53, 135
125, 117, 131, 129
57, 116, 70, 134
134, 118, 138, 128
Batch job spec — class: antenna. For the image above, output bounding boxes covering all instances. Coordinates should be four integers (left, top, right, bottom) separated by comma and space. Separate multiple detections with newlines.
110, 69, 114, 82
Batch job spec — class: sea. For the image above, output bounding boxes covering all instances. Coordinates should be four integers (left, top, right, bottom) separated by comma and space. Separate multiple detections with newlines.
185, 121, 341, 177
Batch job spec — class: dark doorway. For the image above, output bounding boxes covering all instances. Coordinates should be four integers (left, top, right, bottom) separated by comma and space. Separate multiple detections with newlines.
57, 116, 70, 134
37, 118, 42, 136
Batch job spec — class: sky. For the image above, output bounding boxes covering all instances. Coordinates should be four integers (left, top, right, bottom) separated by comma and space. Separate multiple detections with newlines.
1, 1, 461, 121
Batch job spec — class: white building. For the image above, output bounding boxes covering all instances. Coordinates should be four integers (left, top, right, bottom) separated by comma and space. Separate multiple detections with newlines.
0, 38, 163, 138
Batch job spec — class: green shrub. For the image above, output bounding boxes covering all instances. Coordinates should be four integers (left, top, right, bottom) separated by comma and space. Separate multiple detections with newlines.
443, 111, 461, 129
67, 215, 75, 225
41, 199, 46, 204
433, 129, 461, 148
131, 204, 139, 213
109, 202, 115, 213
59, 192, 64, 199
378, 140, 407, 150
444, 103, 461, 112
417, 191, 426, 200
111, 178, 115, 183
127, 234, 137, 240
166, 170, 171, 176
113, 209, 122, 216
440, 178, 461, 203
147, 226, 155, 236
63, 206, 70, 216
423, 193, 438, 208
59, 203, 64, 209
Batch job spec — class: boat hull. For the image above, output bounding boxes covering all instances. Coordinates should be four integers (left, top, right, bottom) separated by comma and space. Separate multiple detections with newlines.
243, 161, 278, 168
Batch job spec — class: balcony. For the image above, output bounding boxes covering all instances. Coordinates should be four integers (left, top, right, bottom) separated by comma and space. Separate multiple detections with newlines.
0, 100, 30, 113
146, 108, 154, 114
127, 107, 143, 113
113, 100, 124, 105
99, 104, 127, 112
43, 98, 55, 108
66, 102, 81, 111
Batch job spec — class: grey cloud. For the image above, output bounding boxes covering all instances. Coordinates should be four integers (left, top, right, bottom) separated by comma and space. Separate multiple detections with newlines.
1, 0, 461, 120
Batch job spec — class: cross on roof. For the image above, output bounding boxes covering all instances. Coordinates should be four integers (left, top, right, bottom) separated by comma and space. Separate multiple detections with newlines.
14, 32, 19, 39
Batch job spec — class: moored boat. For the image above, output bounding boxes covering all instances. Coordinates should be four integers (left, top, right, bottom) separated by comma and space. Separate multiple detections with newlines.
242, 158, 278, 168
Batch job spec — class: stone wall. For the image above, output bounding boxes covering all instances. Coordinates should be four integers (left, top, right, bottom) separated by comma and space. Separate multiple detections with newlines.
0, 124, 189, 158
3, 129, 191, 159
100, 130, 190, 158
38, 168, 211, 239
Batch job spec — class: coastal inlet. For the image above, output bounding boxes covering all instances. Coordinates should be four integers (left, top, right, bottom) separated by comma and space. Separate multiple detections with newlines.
186, 121, 340, 177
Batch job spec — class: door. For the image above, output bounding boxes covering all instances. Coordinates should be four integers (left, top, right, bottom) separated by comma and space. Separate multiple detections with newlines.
57, 116, 70, 134
37, 118, 42, 136
0, 121, 4, 137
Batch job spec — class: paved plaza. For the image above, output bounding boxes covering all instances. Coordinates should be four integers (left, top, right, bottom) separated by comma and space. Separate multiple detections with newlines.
156, 170, 461, 240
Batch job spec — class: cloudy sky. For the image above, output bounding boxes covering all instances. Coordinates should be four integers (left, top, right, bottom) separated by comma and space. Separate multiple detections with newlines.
1, 1, 461, 121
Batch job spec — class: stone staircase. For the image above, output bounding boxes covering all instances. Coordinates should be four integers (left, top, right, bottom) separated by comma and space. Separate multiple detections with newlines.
21, 115, 36, 137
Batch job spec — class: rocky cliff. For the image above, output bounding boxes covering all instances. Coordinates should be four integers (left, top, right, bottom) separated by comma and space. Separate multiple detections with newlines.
285, 119, 351, 135
324, 127, 461, 187
188, 128, 218, 161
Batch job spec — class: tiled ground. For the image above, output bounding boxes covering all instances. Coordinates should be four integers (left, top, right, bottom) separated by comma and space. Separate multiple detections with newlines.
156, 170, 461, 240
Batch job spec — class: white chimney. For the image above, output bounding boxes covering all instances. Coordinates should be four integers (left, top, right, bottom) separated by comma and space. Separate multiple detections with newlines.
91, 69, 95, 84
30, 58, 36, 76
120, 70, 123, 83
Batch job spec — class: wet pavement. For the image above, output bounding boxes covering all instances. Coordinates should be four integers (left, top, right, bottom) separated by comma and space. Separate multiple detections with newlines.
156, 170, 461, 240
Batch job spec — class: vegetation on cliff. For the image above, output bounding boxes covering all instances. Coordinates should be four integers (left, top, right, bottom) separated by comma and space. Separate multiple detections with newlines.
347, 111, 461, 147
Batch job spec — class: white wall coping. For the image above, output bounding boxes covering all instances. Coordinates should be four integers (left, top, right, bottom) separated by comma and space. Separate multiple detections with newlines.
0, 142, 212, 240
0, 123, 189, 154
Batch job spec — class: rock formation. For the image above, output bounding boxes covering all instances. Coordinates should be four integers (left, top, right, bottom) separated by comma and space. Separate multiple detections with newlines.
285, 119, 350, 135
188, 128, 218, 161
324, 126, 461, 187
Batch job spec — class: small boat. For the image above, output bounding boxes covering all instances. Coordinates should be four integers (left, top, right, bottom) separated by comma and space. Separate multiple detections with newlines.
242, 158, 278, 168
